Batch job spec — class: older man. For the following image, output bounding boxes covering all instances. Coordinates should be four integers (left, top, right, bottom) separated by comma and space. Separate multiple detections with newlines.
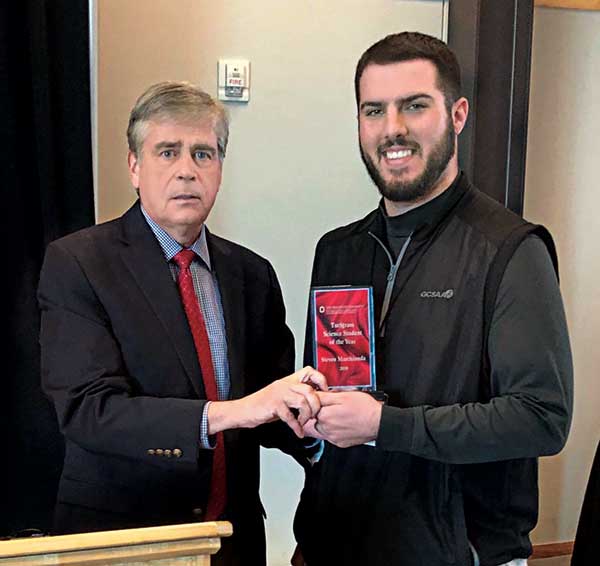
38, 82, 325, 566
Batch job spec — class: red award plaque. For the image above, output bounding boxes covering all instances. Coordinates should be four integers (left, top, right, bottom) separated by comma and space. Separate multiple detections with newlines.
311, 286, 376, 390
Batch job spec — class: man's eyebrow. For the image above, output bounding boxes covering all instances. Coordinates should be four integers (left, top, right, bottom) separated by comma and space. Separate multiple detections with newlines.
359, 101, 384, 111
190, 143, 217, 154
399, 93, 434, 105
153, 140, 182, 151
360, 93, 434, 111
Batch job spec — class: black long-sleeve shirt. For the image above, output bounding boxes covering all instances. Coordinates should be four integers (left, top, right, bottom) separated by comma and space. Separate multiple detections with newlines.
377, 184, 573, 463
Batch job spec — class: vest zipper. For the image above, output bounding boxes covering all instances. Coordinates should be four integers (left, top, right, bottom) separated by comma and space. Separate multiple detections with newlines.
368, 231, 412, 337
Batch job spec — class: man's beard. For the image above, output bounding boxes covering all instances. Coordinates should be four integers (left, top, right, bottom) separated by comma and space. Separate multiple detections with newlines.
360, 119, 456, 203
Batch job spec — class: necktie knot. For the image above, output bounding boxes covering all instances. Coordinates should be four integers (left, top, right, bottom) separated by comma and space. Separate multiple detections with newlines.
173, 249, 196, 270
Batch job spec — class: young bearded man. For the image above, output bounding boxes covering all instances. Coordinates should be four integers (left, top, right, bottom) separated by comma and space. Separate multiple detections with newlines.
293, 32, 573, 566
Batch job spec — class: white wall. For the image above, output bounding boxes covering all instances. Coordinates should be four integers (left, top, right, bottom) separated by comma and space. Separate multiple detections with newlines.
97, 2, 446, 564
526, 6, 600, 544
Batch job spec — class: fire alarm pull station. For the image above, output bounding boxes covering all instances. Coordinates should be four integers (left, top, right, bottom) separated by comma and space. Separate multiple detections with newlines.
218, 59, 250, 102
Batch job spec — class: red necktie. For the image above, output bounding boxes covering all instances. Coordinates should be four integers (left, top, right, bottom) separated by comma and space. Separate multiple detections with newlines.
173, 249, 226, 521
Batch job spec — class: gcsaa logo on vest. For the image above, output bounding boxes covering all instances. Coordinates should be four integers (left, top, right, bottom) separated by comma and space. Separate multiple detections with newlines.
420, 289, 454, 299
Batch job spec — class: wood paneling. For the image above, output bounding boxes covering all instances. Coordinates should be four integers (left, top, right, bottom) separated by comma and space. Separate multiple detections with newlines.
531, 541, 575, 558
536, 0, 600, 9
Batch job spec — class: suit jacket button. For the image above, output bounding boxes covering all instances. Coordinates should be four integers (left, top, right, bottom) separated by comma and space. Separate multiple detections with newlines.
192, 508, 204, 520
147, 449, 155, 456
173, 448, 183, 458
156, 449, 164, 456
164, 449, 172, 458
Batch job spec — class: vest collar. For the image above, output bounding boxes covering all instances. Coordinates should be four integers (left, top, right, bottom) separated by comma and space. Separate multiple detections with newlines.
371, 171, 471, 243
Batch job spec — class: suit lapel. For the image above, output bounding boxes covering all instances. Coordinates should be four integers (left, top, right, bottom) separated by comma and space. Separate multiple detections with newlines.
207, 232, 247, 401
119, 203, 204, 397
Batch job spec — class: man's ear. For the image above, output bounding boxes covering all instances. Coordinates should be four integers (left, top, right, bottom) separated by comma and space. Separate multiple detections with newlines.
452, 97, 469, 136
127, 151, 140, 189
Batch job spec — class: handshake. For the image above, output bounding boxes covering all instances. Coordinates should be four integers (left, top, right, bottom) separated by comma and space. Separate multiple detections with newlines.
208, 367, 383, 448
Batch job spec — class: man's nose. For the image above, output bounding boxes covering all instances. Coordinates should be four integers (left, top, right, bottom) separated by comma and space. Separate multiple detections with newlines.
384, 108, 409, 138
175, 153, 196, 181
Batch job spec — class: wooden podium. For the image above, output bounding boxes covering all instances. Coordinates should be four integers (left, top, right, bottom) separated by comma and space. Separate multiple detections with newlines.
0, 521, 232, 565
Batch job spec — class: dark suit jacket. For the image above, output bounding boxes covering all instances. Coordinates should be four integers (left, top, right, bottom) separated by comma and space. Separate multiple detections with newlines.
38, 202, 300, 565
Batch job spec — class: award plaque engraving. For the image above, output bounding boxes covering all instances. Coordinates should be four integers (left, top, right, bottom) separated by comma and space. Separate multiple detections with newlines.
311, 286, 376, 390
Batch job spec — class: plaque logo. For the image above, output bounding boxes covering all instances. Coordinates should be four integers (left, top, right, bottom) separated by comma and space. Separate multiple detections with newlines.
420, 289, 454, 299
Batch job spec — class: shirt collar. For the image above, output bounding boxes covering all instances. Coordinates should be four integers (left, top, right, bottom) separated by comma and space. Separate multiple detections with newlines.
140, 205, 211, 270
379, 170, 464, 239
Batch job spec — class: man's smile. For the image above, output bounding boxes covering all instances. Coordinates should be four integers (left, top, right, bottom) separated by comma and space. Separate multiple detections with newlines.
378, 144, 420, 169
384, 148, 413, 159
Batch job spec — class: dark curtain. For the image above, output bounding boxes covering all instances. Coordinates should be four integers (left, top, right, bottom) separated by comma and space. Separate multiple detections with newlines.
571, 440, 600, 565
1, 1, 94, 536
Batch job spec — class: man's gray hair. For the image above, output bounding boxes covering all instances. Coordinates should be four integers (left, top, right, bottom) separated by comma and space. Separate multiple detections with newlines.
127, 81, 229, 160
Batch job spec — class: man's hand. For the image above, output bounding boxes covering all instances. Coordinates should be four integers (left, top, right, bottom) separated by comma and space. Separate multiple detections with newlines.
208, 367, 327, 438
303, 391, 383, 448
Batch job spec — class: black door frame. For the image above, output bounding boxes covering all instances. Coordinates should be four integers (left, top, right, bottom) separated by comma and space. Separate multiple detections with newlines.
448, 0, 533, 215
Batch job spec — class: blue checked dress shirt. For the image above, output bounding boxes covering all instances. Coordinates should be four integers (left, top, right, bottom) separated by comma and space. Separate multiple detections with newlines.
141, 206, 229, 449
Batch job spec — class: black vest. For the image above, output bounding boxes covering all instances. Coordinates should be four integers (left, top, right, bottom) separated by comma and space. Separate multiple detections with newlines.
295, 176, 557, 566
